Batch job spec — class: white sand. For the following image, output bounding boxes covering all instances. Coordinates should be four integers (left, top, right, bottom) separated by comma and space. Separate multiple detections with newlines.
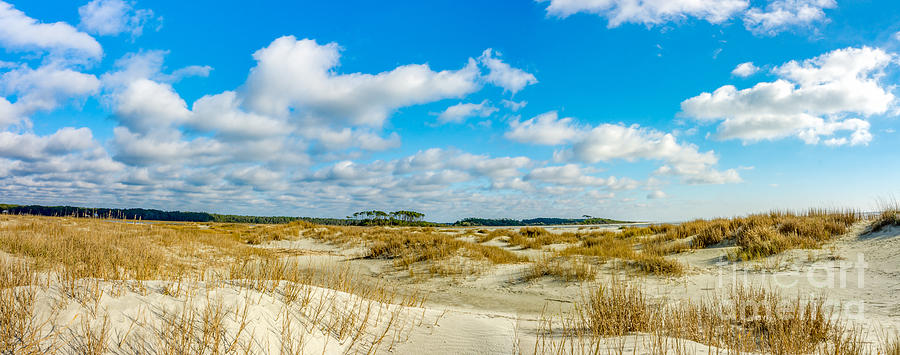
18, 224, 900, 354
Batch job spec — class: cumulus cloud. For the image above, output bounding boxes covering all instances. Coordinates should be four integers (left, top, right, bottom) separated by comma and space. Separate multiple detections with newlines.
565, 123, 741, 184
478, 49, 537, 94
395, 148, 531, 179
681, 46, 893, 146
435, 100, 498, 124
506, 111, 581, 145
527, 164, 609, 187
647, 190, 667, 199
744, 0, 836, 35
505, 112, 740, 185
113, 78, 191, 134
0, 63, 100, 127
243, 36, 481, 127
0, 1, 101, 60
78, 0, 160, 37
227, 166, 284, 189
165, 65, 212, 81
95, 36, 512, 193
0, 4, 102, 128
308, 127, 400, 152
102, 50, 210, 89
0, 126, 122, 188
0, 98, 17, 127
540, 0, 836, 36
112, 127, 218, 166
0, 127, 95, 161
189, 91, 288, 139
731, 62, 759, 77
541, 0, 749, 27
502, 99, 527, 111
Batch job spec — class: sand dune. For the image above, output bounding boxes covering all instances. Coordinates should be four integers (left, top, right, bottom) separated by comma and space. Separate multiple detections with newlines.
2, 215, 899, 354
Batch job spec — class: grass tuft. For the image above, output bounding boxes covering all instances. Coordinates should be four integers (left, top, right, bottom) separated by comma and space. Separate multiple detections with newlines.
524, 256, 595, 282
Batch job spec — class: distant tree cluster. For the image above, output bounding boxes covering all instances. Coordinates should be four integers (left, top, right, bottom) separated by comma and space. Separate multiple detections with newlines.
453, 216, 631, 226
347, 210, 431, 226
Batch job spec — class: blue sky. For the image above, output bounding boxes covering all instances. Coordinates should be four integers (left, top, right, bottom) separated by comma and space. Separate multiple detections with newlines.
1, 0, 899, 222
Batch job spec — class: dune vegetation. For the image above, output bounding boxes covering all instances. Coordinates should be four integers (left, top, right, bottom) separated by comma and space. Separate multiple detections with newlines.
0, 207, 897, 354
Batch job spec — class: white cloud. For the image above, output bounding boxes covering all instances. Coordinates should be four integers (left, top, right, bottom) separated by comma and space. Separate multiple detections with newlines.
165, 65, 212, 81
540, 0, 837, 36
506, 111, 581, 145
505, 111, 740, 185
435, 100, 498, 124
681, 46, 893, 146
395, 148, 531, 179
0, 1, 102, 60
112, 127, 222, 166
526, 164, 609, 186
189, 91, 288, 139
227, 167, 284, 189
243, 36, 481, 127
0, 65, 100, 110
0, 127, 95, 161
0, 98, 17, 127
0, 63, 100, 127
744, 0, 836, 35
102, 51, 210, 89
491, 177, 534, 191
78, 0, 159, 37
541, 0, 749, 27
565, 123, 740, 184
113, 78, 191, 134
306, 160, 391, 185
731, 62, 759, 77
308, 127, 400, 152
0, 127, 122, 187
479, 49, 537, 94
647, 190, 667, 199
502, 99, 527, 111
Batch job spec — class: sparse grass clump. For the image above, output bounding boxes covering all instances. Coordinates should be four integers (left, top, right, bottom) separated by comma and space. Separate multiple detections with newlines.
870, 209, 900, 233
558, 232, 686, 276
365, 228, 524, 272
641, 238, 690, 256
506, 228, 580, 249
558, 234, 634, 260
524, 256, 595, 282
631, 254, 684, 276
658, 210, 861, 260
542, 281, 844, 354
519, 227, 549, 238
580, 281, 651, 336
617, 224, 672, 239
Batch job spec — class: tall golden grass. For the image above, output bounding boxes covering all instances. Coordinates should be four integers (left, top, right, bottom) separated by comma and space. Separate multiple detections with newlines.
524, 256, 595, 282
0, 211, 894, 353
0, 215, 434, 354
870, 199, 900, 233
535, 280, 891, 354
643, 210, 861, 260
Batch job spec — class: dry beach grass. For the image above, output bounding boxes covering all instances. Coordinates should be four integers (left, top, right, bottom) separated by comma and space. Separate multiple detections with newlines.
0, 208, 898, 354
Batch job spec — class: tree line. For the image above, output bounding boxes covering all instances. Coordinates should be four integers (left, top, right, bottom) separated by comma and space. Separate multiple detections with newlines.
452, 217, 631, 226
0, 204, 438, 226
